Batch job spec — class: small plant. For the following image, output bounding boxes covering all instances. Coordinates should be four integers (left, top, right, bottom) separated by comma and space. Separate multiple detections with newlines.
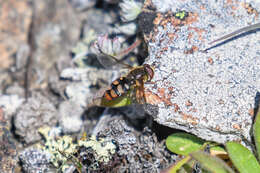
72, 29, 97, 67
164, 105, 260, 173
119, 0, 142, 22
37, 127, 117, 172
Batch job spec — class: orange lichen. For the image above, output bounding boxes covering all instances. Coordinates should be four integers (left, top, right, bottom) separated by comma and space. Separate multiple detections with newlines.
184, 12, 198, 25
187, 32, 193, 41
167, 33, 176, 40
181, 112, 198, 125
241, 2, 258, 18
225, 0, 240, 14
170, 17, 182, 27
184, 46, 198, 54
144, 89, 162, 105
232, 124, 241, 130
248, 108, 254, 116
226, 0, 233, 4
208, 57, 214, 65
188, 27, 206, 41
157, 88, 165, 97
142, 0, 154, 10
153, 13, 163, 25
144, 87, 173, 106
185, 100, 193, 107
168, 86, 174, 93
154, 11, 198, 30
161, 47, 168, 52
200, 5, 206, 10
173, 103, 180, 112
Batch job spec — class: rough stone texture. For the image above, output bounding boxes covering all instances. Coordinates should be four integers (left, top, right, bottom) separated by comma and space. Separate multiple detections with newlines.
0, 108, 19, 173
61, 67, 118, 107
58, 100, 84, 133
82, 9, 116, 36
94, 109, 176, 172
0, 0, 32, 70
14, 92, 58, 144
5, 83, 26, 98
0, 95, 24, 119
68, 0, 96, 11
0, 0, 32, 93
19, 148, 53, 173
27, 0, 80, 92
142, 0, 260, 144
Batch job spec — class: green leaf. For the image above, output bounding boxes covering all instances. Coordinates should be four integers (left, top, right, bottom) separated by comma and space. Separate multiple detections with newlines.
166, 133, 205, 156
191, 151, 234, 173
210, 145, 225, 152
182, 159, 197, 173
225, 142, 260, 173
163, 156, 191, 173
254, 106, 260, 160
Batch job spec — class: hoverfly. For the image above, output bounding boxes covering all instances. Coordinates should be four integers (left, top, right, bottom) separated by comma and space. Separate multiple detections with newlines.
92, 36, 154, 107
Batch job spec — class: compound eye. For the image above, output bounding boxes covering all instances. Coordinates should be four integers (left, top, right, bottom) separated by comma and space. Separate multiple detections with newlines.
144, 64, 154, 81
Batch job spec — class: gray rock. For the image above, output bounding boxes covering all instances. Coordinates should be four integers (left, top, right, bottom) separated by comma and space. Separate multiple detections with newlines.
58, 101, 84, 133
143, 0, 260, 144
16, 44, 30, 70
68, 0, 96, 11
94, 109, 176, 172
14, 92, 58, 144
26, 0, 80, 91
82, 9, 115, 36
0, 95, 24, 118
5, 83, 25, 98
61, 67, 118, 107
0, 109, 18, 173
0, 71, 12, 95
19, 148, 53, 173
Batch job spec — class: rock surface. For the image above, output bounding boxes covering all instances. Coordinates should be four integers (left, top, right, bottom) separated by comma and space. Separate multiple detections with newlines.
143, 0, 260, 144
0, 0, 32, 93
26, 0, 80, 93
19, 148, 53, 173
0, 108, 18, 173
58, 100, 84, 133
14, 92, 58, 144
93, 109, 176, 172
61, 67, 118, 107
2, 0, 260, 172
0, 95, 24, 119
0, 0, 32, 70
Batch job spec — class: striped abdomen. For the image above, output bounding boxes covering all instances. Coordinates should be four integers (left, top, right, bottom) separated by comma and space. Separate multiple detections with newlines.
103, 77, 131, 101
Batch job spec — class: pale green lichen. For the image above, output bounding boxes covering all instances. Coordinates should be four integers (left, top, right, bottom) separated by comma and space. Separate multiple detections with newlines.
78, 136, 117, 163
37, 127, 76, 170
37, 127, 116, 171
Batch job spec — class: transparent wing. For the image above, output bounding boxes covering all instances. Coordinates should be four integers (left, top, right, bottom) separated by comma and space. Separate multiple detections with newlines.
93, 35, 133, 69
97, 52, 133, 69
